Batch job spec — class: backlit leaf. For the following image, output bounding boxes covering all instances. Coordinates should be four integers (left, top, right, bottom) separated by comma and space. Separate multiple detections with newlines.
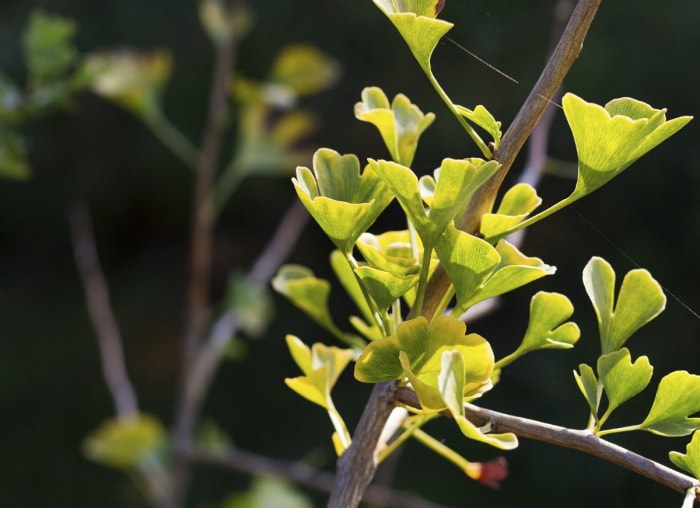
574, 363, 601, 416
598, 348, 653, 416
583, 257, 666, 354
670, 430, 700, 480
640, 371, 700, 437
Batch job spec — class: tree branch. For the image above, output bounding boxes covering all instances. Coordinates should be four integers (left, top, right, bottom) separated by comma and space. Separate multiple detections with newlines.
173, 1, 243, 505
394, 387, 700, 501
420, 0, 602, 321
68, 202, 139, 419
188, 447, 448, 508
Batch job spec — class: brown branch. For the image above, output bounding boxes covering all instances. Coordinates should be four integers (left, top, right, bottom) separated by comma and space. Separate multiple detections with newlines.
327, 381, 399, 507
395, 387, 700, 501
420, 0, 602, 321
188, 447, 449, 508
173, 1, 243, 505
68, 202, 139, 419
173, 201, 309, 480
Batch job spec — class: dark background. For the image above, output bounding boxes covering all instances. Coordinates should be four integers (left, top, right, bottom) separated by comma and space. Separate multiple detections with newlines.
1, 0, 699, 507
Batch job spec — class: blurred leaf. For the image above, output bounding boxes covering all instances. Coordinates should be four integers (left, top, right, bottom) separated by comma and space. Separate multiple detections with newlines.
329, 249, 377, 339
227, 272, 274, 338
199, 0, 254, 46
222, 476, 313, 508
0, 129, 30, 179
197, 420, 234, 454
640, 371, 700, 437
583, 257, 666, 355
597, 348, 653, 419
23, 10, 77, 86
83, 414, 166, 470
269, 43, 340, 97
84, 50, 172, 119
670, 430, 700, 480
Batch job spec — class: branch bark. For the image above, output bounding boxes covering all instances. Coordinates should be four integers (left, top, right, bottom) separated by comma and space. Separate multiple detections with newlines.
68, 202, 139, 419
395, 388, 700, 501
420, 0, 602, 321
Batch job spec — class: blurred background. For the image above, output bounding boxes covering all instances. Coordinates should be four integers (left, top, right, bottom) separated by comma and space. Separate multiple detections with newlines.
1, 0, 699, 506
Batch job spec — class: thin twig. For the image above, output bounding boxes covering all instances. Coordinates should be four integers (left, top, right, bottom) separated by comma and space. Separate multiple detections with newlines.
420, 0, 602, 321
173, 1, 243, 505
394, 387, 700, 501
329, 2, 603, 506
173, 201, 309, 480
68, 202, 139, 419
188, 447, 448, 508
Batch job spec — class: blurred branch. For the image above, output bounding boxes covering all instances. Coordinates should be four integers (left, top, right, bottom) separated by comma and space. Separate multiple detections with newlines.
329, 2, 602, 507
174, 1, 243, 505
188, 447, 448, 508
68, 202, 138, 419
173, 201, 309, 477
395, 387, 700, 502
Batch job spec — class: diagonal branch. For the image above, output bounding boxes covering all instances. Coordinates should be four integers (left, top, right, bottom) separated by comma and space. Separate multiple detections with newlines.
394, 387, 700, 501
420, 0, 602, 321
68, 202, 139, 419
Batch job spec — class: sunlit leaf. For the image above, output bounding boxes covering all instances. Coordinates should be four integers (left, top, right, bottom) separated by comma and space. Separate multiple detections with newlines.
670, 431, 700, 480
294, 149, 394, 253
640, 371, 700, 437
372, 0, 453, 75
354, 265, 419, 311
574, 363, 600, 416
583, 257, 666, 354
501, 292, 579, 366
597, 348, 653, 416
480, 183, 542, 239
456, 104, 502, 150
355, 86, 434, 166
563, 93, 692, 199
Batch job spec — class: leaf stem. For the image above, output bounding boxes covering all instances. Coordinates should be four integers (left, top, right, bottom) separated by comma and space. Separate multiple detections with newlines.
412, 428, 480, 479
424, 70, 492, 159
596, 424, 643, 437
146, 111, 200, 169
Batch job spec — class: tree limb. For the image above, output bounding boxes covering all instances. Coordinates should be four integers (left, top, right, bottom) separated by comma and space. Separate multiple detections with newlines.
395, 387, 700, 502
68, 202, 139, 419
420, 0, 602, 321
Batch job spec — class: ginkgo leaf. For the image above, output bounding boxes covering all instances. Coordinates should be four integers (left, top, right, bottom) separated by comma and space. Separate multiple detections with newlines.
574, 363, 601, 417
481, 183, 542, 239
456, 104, 503, 150
670, 430, 700, 480
583, 257, 666, 354
354, 265, 419, 311
640, 371, 700, 437
83, 414, 166, 470
498, 292, 579, 367
597, 348, 653, 418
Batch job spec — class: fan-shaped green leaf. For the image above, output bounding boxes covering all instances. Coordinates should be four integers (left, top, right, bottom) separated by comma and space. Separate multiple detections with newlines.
598, 348, 653, 417
640, 371, 700, 437
670, 430, 700, 480
574, 363, 601, 416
